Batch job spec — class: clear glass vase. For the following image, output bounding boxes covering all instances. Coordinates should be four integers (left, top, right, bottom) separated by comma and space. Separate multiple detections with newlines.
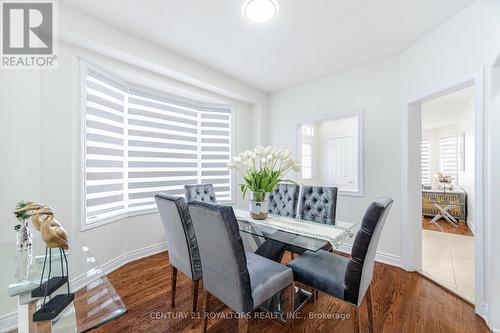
249, 191, 270, 220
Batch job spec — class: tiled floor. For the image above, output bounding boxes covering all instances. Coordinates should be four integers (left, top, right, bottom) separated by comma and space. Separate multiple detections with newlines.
421, 229, 475, 303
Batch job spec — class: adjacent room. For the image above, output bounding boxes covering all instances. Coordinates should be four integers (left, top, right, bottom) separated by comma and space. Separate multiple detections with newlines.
1, 1, 499, 333
420, 86, 476, 303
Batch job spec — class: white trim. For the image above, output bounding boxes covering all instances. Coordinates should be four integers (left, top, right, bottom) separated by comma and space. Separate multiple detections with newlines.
294, 110, 365, 197
101, 242, 168, 275
0, 312, 17, 333
337, 243, 402, 268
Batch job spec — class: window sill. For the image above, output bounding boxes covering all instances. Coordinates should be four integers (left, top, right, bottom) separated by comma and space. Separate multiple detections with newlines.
338, 190, 364, 198
81, 208, 159, 232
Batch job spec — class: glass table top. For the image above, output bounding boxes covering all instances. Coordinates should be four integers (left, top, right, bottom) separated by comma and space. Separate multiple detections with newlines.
234, 209, 356, 252
1, 232, 126, 332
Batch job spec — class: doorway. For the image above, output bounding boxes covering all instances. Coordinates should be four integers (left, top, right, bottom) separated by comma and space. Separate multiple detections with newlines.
401, 74, 485, 314
419, 86, 475, 303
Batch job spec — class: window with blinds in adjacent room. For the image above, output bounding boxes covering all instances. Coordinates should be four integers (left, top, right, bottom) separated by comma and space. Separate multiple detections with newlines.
440, 135, 457, 180
82, 65, 233, 228
421, 138, 431, 185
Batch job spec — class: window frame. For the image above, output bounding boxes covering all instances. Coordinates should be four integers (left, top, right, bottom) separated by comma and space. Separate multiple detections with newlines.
79, 61, 235, 231
295, 111, 364, 197
300, 128, 315, 180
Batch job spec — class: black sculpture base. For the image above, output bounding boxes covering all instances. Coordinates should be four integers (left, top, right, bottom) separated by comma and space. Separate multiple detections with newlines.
33, 293, 75, 322
31, 276, 68, 298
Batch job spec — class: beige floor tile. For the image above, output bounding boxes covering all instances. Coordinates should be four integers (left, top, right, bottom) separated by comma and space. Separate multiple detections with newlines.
421, 229, 475, 303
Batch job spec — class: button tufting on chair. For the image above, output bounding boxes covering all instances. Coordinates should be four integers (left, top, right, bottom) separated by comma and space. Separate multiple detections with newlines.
298, 186, 338, 225
268, 184, 299, 218
185, 184, 217, 204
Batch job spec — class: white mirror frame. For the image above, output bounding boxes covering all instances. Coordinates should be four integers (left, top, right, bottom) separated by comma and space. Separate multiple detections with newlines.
294, 110, 364, 197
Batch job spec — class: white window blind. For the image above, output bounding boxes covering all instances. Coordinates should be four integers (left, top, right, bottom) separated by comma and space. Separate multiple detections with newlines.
83, 67, 232, 226
440, 136, 457, 179
421, 138, 431, 185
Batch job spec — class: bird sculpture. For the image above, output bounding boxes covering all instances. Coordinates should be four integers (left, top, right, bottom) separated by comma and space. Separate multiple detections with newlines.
14, 202, 69, 249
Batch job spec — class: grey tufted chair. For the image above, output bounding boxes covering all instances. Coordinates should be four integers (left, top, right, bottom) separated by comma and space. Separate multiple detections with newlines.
184, 184, 217, 203
268, 183, 300, 218
298, 185, 338, 225
288, 197, 393, 333
154, 194, 202, 314
188, 201, 295, 333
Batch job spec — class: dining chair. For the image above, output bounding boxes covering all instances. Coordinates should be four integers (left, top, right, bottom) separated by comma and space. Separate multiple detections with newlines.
184, 184, 217, 203
288, 185, 338, 257
268, 183, 300, 218
154, 194, 203, 314
187, 201, 295, 333
298, 185, 338, 225
287, 197, 393, 333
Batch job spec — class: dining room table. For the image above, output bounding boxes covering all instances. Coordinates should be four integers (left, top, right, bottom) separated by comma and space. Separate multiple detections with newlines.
233, 209, 356, 322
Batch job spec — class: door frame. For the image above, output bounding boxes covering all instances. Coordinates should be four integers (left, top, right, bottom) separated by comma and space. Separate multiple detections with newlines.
400, 69, 486, 317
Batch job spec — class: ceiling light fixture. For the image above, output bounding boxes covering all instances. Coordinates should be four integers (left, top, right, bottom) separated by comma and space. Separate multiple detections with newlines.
243, 0, 278, 24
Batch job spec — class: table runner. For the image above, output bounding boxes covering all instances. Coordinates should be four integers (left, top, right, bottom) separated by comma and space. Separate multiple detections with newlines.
234, 209, 354, 248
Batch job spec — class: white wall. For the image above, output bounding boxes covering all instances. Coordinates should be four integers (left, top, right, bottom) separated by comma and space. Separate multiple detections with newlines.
268, 55, 402, 260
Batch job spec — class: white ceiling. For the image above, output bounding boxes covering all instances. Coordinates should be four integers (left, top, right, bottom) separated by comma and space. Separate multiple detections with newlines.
60, 0, 473, 92
422, 86, 474, 130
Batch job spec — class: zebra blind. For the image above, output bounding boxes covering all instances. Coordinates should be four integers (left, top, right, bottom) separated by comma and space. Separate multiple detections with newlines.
83, 67, 233, 226
421, 138, 431, 185
440, 136, 457, 179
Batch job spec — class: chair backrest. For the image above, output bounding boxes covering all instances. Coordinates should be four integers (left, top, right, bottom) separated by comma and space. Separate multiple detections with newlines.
154, 194, 202, 281
298, 186, 338, 224
184, 184, 217, 203
343, 197, 393, 305
268, 184, 300, 218
188, 201, 253, 313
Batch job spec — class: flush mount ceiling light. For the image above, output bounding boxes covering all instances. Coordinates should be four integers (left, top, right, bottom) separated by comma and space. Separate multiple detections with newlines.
243, 0, 278, 24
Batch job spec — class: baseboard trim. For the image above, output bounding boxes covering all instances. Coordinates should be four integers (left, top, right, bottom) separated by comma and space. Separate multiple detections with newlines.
337, 243, 402, 268
0, 242, 168, 333
101, 242, 168, 275
0, 312, 17, 333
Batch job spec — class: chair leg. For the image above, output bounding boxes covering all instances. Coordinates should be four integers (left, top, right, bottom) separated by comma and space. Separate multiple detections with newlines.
366, 285, 374, 333
201, 292, 211, 333
238, 317, 249, 333
287, 283, 295, 331
192, 280, 200, 313
191, 280, 200, 329
171, 266, 177, 307
351, 305, 361, 333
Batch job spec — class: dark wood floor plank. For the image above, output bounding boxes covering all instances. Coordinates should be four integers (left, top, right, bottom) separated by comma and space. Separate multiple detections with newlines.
421, 217, 473, 236
85, 251, 489, 333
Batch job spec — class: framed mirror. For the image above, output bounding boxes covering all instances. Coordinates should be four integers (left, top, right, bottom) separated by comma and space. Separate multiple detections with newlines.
296, 113, 364, 196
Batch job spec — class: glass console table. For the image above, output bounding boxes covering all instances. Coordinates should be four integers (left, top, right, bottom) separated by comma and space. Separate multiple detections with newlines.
234, 209, 356, 322
1, 233, 126, 333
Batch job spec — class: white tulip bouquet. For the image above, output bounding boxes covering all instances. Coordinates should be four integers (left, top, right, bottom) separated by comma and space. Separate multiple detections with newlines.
227, 145, 301, 200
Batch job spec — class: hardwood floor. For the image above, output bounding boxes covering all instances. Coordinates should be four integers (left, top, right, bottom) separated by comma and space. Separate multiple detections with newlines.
421, 217, 474, 236
89, 252, 489, 333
